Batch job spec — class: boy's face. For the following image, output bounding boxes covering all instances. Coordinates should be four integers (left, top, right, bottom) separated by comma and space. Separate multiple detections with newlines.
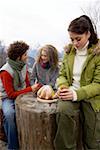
20, 51, 28, 63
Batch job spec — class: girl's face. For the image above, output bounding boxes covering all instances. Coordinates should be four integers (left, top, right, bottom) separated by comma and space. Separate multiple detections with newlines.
20, 51, 28, 63
69, 31, 90, 50
41, 50, 49, 63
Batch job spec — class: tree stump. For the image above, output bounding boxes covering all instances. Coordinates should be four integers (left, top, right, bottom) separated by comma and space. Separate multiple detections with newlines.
15, 93, 57, 150
15, 92, 83, 150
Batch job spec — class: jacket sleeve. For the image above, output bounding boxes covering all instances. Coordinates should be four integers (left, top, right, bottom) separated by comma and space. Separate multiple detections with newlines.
48, 68, 59, 90
56, 53, 69, 88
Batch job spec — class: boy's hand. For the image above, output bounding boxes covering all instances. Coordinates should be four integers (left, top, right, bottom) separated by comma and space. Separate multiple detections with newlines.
31, 83, 43, 93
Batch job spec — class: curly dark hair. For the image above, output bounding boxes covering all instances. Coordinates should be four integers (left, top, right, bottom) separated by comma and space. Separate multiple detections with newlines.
7, 41, 29, 60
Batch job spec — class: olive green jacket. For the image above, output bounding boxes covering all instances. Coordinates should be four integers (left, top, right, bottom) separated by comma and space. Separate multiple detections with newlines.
57, 41, 100, 112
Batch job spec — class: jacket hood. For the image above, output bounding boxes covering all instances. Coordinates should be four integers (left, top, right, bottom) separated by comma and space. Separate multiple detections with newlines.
93, 40, 100, 55
64, 39, 100, 55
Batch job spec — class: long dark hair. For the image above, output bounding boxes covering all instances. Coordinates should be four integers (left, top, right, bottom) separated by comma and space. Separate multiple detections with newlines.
68, 15, 98, 48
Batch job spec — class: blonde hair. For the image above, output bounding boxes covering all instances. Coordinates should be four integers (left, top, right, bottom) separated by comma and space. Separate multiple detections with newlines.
37, 44, 59, 69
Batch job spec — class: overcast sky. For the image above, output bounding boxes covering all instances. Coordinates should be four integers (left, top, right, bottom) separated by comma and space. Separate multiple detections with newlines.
0, 0, 98, 51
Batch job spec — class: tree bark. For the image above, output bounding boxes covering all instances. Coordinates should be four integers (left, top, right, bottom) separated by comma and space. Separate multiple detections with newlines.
15, 92, 83, 150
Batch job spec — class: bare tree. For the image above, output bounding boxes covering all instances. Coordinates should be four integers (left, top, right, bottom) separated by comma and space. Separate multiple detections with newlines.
81, 0, 100, 36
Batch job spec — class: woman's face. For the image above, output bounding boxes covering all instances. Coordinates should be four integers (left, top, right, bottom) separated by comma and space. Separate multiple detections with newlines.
69, 31, 90, 50
41, 50, 49, 63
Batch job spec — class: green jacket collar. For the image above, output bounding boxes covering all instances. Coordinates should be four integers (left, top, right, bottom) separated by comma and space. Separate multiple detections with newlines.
65, 44, 96, 84
65, 40, 100, 84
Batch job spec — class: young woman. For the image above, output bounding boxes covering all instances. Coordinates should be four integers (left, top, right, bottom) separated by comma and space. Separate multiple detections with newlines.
54, 15, 100, 150
0, 41, 41, 150
30, 44, 59, 90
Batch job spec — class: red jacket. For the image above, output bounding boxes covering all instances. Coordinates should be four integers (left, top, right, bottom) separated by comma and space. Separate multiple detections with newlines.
0, 70, 32, 99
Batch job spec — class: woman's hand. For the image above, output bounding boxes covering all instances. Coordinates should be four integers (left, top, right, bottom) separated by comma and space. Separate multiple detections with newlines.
52, 92, 58, 99
57, 88, 74, 101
